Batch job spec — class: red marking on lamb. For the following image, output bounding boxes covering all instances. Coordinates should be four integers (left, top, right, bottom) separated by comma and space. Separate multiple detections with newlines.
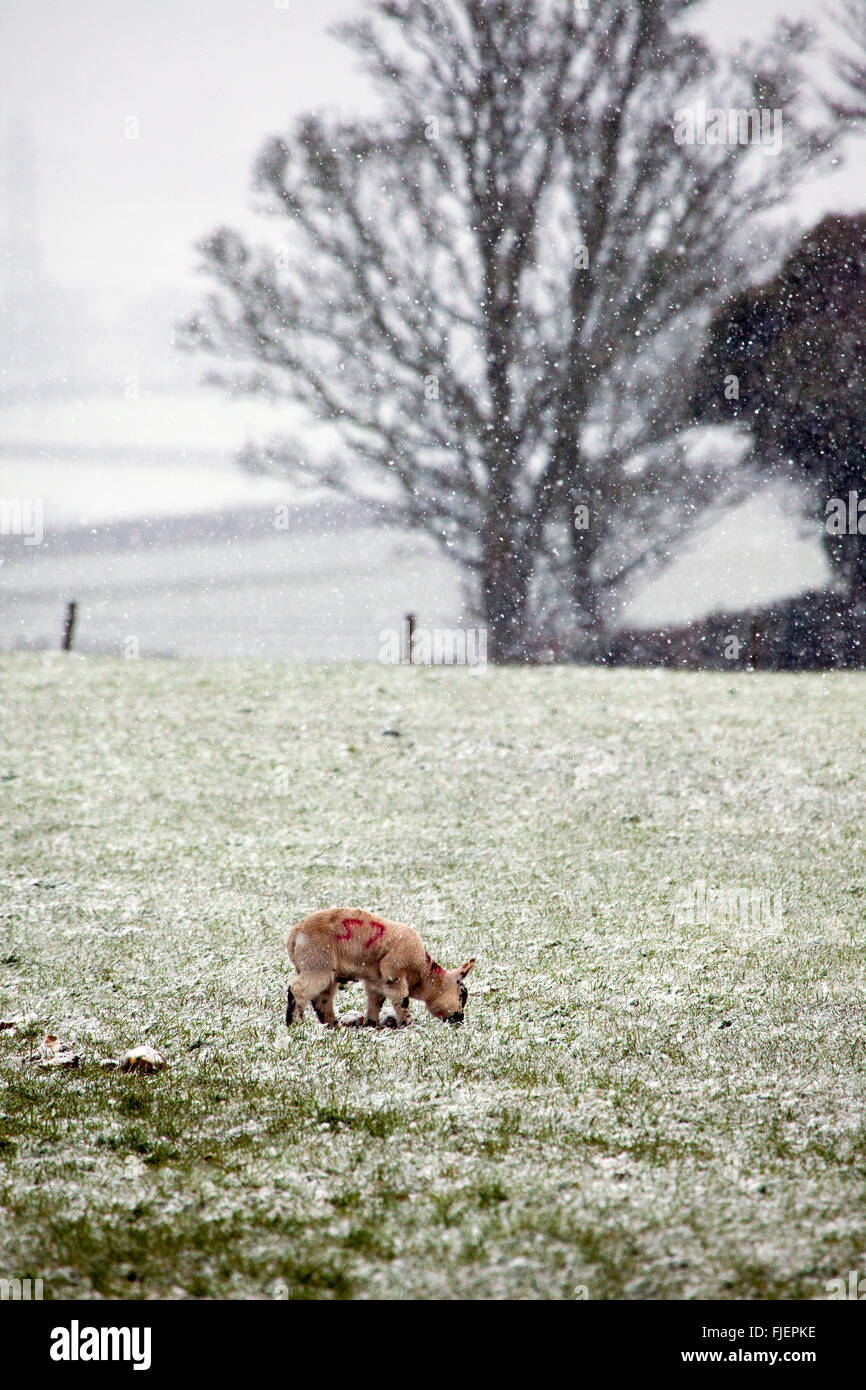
363, 920, 387, 949
337, 917, 364, 941
425, 951, 444, 975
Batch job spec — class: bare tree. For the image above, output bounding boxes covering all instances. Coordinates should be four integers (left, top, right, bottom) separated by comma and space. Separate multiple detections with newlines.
830, 0, 866, 119
181, 0, 835, 660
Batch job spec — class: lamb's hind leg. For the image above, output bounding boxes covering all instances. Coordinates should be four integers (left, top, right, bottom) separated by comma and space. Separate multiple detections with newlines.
286, 971, 334, 1026
311, 981, 338, 1028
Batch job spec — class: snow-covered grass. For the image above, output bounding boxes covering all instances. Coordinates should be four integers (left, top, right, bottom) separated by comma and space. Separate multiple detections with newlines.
1, 653, 864, 1300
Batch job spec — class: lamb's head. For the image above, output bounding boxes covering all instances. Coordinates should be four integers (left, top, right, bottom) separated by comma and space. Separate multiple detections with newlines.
424, 956, 476, 1024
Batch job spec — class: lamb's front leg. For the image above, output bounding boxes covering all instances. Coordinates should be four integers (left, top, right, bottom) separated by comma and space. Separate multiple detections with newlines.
380, 970, 412, 1028
364, 982, 385, 1027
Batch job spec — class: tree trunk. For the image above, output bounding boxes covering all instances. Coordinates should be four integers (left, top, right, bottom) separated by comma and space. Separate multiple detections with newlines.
481, 516, 529, 663
563, 441, 606, 658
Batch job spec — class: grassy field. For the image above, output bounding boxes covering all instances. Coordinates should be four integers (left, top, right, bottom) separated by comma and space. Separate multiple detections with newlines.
1, 653, 864, 1301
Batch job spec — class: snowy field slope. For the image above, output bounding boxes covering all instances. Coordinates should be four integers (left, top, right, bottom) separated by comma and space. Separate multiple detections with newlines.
0, 414, 828, 661
0, 492, 827, 661
0, 517, 466, 661
0, 655, 864, 1300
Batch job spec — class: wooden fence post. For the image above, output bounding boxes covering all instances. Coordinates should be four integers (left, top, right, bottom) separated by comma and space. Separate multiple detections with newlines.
61, 601, 77, 652
402, 613, 415, 665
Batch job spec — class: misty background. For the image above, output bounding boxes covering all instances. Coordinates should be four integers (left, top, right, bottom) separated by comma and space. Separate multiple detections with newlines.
1, 0, 863, 659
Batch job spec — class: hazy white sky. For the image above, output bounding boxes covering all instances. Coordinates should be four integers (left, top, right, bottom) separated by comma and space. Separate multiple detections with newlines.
2, 0, 861, 308
0, 0, 368, 296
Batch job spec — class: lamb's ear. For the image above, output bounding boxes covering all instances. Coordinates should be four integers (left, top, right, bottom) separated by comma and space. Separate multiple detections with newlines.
457, 958, 476, 980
